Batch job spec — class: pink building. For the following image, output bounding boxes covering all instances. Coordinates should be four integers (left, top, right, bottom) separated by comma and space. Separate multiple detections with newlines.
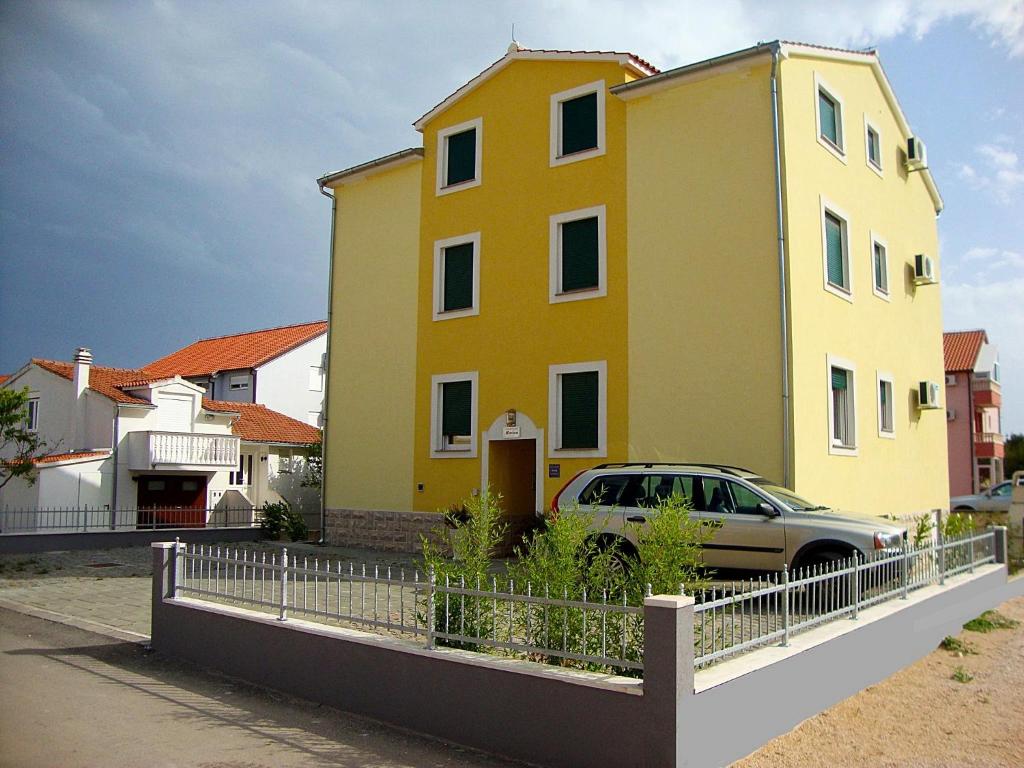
944, 330, 1003, 496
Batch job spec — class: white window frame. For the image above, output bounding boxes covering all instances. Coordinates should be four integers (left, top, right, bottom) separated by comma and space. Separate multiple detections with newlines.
308, 365, 324, 392
436, 117, 482, 196
228, 374, 249, 391
432, 232, 481, 321
870, 231, 890, 301
820, 196, 853, 302
430, 371, 479, 459
548, 361, 607, 459
877, 371, 896, 439
827, 355, 858, 456
814, 73, 846, 163
549, 205, 607, 304
863, 115, 883, 176
26, 396, 39, 432
549, 80, 607, 167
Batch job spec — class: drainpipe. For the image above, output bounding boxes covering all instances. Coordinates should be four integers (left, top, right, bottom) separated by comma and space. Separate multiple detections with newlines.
317, 179, 338, 544
111, 406, 120, 523
770, 43, 792, 488
967, 373, 977, 493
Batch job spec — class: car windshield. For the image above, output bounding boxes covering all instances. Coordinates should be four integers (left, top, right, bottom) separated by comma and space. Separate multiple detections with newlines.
752, 481, 827, 511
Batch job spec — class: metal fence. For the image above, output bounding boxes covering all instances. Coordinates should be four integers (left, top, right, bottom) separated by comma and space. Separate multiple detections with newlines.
174, 543, 644, 672
0, 507, 257, 534
692, 529, 996, 668
171, 529, 998, 676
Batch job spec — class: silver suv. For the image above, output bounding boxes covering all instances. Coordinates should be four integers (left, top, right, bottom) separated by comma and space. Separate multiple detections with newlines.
549, 463, 907, 573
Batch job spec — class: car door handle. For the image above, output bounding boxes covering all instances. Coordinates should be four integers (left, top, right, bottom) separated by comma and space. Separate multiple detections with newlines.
626, 515, 647, 523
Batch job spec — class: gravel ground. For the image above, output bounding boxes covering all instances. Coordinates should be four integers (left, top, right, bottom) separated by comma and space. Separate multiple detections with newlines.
734, 594, 1024, 768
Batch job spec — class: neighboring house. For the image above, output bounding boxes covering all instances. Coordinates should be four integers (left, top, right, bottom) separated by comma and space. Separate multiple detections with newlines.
144, 321, 327, 426
317, 41, 947, 551
0, 348, 320, 522
944, 330, 1003, 496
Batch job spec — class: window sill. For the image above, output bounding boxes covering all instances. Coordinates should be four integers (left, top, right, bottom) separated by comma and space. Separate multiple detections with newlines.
550, 286, 606, 305
549, 447, 605, 459
430, 446, 478, 459
872, 286, 891, 302
878, 429, 896, 440
828, 443, 858, 457
824, 282, 854, 303
866, 159, 884, 179
817, 136, 848, 164
436, 178, 481, 197
550, 146, 605, 168
433, 306, 479, 322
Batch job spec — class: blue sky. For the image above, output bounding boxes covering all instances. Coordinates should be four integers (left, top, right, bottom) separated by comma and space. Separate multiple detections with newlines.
1, 1, 1022, 431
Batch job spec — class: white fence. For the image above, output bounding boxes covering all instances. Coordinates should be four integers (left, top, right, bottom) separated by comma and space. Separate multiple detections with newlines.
0, 507, 257, 534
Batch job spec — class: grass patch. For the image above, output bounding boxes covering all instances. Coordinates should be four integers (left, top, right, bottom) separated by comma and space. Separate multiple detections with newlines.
939, 636, 978, 655
963, 610, 1020, 633
951, 666, 974, 684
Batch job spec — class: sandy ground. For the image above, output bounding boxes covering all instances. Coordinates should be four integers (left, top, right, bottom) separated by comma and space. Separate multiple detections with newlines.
735, 595, 1024, 768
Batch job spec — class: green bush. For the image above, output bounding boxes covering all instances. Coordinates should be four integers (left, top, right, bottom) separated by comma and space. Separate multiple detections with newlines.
627, 493, 717, 600
259, 501, 307, 542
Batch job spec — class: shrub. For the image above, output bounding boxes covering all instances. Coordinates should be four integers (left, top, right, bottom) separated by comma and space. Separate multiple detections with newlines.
259, 501, 307, 542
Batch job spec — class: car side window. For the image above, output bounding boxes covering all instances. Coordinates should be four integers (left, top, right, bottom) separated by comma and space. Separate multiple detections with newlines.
579, 475, 631, 505
701, 477, 734, 514
992, 483, 1011, 497
727, 481, 769, 515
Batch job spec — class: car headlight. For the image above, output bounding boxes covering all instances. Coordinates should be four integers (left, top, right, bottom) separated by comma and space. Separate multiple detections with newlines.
873, 531, 902, 549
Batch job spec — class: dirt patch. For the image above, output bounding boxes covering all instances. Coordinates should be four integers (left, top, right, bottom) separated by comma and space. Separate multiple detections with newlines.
734, 595, 1024, 767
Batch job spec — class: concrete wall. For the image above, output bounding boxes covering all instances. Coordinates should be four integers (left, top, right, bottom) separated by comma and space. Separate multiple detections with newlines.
151, 542, 1017, 767
0, 526, 259, 555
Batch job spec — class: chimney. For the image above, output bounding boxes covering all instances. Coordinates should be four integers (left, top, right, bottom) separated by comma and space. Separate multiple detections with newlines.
70, 347, 92, 450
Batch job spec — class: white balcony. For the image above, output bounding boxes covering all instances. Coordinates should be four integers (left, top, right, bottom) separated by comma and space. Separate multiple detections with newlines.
127, 431, 239, 471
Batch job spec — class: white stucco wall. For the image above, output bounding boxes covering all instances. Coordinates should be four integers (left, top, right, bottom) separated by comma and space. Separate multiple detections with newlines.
1, 366, 76, 454
255, 335, 327, 424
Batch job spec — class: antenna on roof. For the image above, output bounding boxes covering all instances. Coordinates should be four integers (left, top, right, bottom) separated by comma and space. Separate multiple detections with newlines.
507, 22, 520, 54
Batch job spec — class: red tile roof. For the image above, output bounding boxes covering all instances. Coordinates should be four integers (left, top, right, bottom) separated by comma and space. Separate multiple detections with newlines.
943, 330, 987, 372
33, 359, 151, 405
0, 375, 9, 386
143, 321, 327, 378
34, 450, 111, 465
204, 400, 321, 445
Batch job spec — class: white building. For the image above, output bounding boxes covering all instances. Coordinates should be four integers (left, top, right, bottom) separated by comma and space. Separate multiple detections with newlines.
143, 321, 327, 426
0, 348, 320, 524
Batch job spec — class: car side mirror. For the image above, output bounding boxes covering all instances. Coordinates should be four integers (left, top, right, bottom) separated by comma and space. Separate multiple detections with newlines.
758, 502, 780, 518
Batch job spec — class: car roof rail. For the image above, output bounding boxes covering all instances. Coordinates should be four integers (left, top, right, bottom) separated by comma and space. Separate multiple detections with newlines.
590, 462, 756, 477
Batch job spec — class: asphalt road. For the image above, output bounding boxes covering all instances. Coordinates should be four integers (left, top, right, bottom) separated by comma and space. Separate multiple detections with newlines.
0, 607, 528, 768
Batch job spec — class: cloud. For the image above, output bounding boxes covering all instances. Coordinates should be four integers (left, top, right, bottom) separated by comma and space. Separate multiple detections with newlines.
955, 141, 1024, 204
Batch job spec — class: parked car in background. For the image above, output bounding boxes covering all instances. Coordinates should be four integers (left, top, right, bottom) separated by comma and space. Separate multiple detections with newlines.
549, 463, 907, 574
950, 479, 1021, 513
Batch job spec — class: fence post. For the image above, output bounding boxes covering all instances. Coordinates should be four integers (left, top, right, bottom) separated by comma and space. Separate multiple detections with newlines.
643, 593, 695, 767
852, 554, 860, 620
781, 564, 790, 646
991, 525, 1008, 565
425, 566, 436, 650
900, 545, 909, 599
969, 531, 975, 574
278, 547, 289, 621
174, 537, 184, 598
936, 509, 945, 585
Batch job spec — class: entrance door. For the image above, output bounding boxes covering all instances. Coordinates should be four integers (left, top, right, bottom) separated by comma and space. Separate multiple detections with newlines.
487, 439, 538, 545
137, 475, 207, 528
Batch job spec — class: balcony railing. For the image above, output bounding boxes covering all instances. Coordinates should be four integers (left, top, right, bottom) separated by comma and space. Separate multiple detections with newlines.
127, 431, 239, 470
972, 374, 1002, 408
974, 432, 1005, 459
976, 432, 1004, 445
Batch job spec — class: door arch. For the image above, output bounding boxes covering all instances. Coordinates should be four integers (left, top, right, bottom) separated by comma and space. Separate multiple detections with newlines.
481, 412, 545, 516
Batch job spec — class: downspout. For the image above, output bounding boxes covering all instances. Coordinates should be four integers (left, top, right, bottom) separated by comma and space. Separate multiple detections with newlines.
770, 43, 792, 489
111, 406, 120, 524
317, 180, 338, 544
967, 373, 977, 492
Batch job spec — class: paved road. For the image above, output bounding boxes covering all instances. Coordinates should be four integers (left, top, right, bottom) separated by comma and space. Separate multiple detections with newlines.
0, 607, 528, 768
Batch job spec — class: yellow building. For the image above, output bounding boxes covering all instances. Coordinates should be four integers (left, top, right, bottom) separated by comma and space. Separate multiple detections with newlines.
317, 41, 947, 551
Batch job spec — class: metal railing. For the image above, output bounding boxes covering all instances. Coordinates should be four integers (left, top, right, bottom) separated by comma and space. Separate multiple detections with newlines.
0, 506, 257, 534
174, 543, 644, 672
692, 529, 996, 668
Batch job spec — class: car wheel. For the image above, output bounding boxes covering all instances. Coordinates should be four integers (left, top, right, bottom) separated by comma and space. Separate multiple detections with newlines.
953, 506, 975, 511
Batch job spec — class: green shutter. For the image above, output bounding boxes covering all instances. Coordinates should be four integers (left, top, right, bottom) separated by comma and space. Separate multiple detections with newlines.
561, 217, 599, 292
560, 371, 599, 449
441, 380, 472, 438
874, 243, 887, 292
819, 91, 838, 145
831, 367, 848, 391
442, 243, 473, 311
825, 213, 845, 288
445, 128, 476, 186
560, 92, 598, 156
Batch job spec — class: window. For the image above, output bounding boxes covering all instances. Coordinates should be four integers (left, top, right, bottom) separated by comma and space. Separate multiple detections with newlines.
877, 372, 895, 438
548, 361, 607, 457
550, 80, 606, 166
726, 481, 772, 515
308, 366, 324, 392
864, 117, 882, 173
307, 411, 321, 427
827, 356, 857, 454
432, 232, 481, 320
229, 375, 249, 391
436, 118, 482, 195
871, 234, 889, 299
820, 199, 852, 299
814, 74, 846, 161
430, 372, 478, 458
230, 454, 253, 486
549, 205, 607, 303
25, 397, 39, 432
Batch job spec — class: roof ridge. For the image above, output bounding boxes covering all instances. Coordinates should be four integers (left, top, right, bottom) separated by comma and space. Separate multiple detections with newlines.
179, 319, 327, 345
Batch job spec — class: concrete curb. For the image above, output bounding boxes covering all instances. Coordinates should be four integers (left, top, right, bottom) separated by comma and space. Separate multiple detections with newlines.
0, 596, 150, 645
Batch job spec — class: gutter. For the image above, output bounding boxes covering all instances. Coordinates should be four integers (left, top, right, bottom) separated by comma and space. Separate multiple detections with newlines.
111, 407, 120, 520
318, 148, 423, 189
769, 43, 792, 489
316, 178, 338, 544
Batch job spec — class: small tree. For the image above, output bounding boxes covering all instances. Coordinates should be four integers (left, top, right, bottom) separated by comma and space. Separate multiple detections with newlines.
1005, 433, 1023, 479
1, 388, 49, 490
300, 435, 323, 490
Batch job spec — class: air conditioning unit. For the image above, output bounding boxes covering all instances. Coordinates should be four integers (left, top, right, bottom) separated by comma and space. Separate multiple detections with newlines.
917, 381, 941, 410
946, 407, 956, 421
945, 374, 957, 386
914, 254, 936, 285
906, 136, 928, 170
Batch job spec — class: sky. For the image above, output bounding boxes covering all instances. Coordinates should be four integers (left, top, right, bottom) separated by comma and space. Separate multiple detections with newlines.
1, 1, 1022, 431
